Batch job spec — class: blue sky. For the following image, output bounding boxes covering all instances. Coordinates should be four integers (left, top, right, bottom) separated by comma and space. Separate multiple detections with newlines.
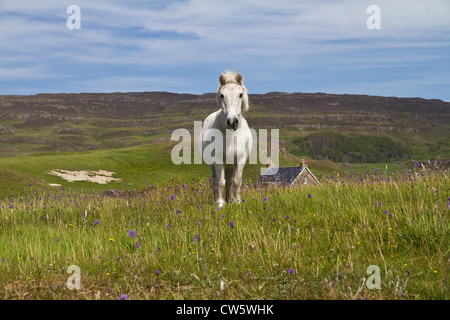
1, 0, 449, 101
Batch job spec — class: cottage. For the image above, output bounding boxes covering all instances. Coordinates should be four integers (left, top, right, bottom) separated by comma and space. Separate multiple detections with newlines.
258, 159, 319, 187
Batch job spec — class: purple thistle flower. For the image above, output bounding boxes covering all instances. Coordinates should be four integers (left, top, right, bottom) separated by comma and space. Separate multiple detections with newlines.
378, 202, 382, 206
262, 197, 268, 202
308, 194, 312, 198
128, 230, 136, 237
118, 294, 129, 300
193, 235, 199, 242
229, 221, 234, 228
170, 195, 175, 200
94, 220, 100, 225
285, 215, 290, 219
384, 210, 388, 214
155, 269, 161, 276
196, 222, 201, 226
288, 268, 296, 274
166, 223, 172, 227
176, 209, 181, 213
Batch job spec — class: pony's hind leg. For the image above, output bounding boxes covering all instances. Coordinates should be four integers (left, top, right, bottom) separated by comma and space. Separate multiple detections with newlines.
209, 165, 216, 203
225, 166, 235, 203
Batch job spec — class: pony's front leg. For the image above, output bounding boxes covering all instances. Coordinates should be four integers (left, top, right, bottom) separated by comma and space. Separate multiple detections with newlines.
232, 163, 245, 202
214, 164, 226, 207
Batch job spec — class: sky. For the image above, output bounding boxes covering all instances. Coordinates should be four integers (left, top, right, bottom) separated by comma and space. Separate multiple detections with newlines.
1, 0, 449, 101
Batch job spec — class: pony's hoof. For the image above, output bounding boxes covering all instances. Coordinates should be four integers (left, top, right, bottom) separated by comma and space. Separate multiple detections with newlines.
217, 201, 226, 208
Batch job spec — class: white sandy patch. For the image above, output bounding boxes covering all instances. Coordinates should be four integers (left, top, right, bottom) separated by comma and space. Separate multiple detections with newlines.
48, 169, 122, 184
48, 183, 62, 187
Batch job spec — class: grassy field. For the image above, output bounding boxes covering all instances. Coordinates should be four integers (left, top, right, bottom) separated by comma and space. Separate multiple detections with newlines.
0, 158, 448, 300
0, 140, 344, 199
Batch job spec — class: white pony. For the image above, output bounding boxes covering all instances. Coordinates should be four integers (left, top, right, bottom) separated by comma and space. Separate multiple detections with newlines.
200, 70, 253, 207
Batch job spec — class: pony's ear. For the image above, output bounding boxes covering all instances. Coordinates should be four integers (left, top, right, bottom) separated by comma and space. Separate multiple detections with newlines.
236, 73, 243, 85
219, 74, 226, 86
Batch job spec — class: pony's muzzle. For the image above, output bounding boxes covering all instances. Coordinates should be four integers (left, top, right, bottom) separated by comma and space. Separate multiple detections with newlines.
227, 117, 239, 130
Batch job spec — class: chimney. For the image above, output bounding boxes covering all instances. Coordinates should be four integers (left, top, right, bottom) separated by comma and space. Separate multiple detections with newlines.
302, 158, 308, 167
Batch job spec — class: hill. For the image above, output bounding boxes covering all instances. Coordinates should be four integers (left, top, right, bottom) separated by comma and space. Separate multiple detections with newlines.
0, 91, 449, 160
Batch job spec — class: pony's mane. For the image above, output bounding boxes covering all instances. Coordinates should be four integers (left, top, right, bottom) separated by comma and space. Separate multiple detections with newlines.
219, 70, 241, 85
217, 69, 249, 112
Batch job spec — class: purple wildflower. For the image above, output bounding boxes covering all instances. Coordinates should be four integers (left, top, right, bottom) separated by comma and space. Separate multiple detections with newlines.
288, 268, 296, 274
94, 220, 100, 225
170, 195, 175, 200
128, 230, 136, 237
155, 269, 161, 276
118, 294, 129, 300
308, 194, 312, 198
229, 221, 234, 228
262, 197, 268, 202
134, 241, 141, 248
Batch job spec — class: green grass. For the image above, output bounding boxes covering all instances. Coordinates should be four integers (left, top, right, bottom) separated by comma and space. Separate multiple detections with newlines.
0, 162, 448, 300
0, 140, 337, 199
0, 143, 211, 198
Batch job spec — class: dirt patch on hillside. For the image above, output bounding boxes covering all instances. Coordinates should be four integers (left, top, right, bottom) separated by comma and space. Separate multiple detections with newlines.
48, 169, 122, 184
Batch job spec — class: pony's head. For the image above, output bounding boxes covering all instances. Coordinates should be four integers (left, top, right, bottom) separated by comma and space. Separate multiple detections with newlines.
217, 70, 249, 130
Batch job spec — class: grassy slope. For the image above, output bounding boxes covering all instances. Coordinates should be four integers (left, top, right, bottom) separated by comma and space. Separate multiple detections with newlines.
1, 141, 340, 199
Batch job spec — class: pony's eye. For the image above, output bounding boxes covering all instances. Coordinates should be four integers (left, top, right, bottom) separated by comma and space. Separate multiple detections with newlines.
220, 94, 224, 99
239, 93, 243, 98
